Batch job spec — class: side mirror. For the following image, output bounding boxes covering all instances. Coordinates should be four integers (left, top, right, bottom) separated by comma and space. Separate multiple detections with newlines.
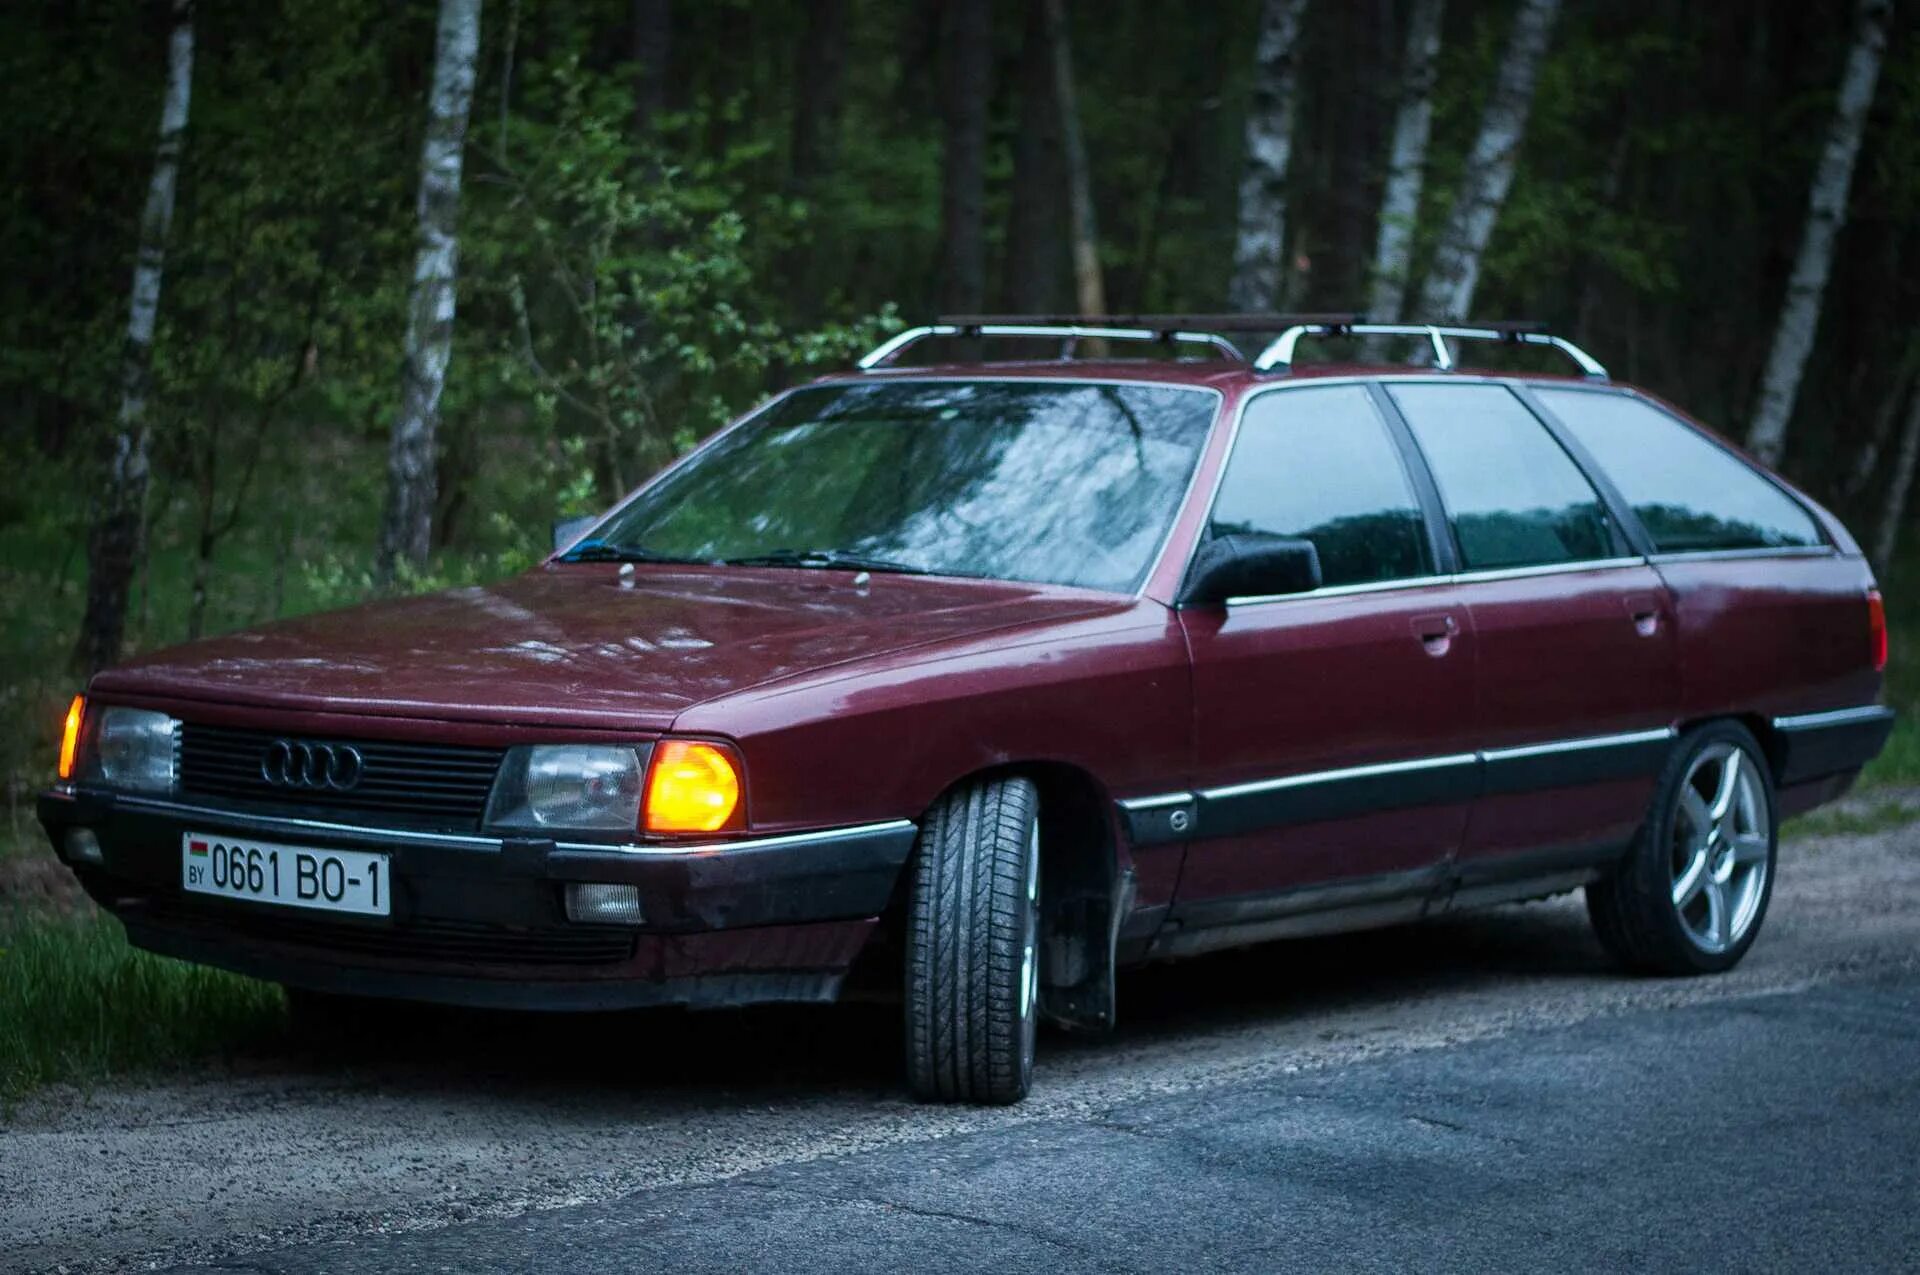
1180, 533, 1323, 607
551, 514, 599, 553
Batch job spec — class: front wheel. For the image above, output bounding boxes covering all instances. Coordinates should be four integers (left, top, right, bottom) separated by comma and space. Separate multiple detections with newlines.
903, 776, 1042, 1104
1587, 721, 1777, 975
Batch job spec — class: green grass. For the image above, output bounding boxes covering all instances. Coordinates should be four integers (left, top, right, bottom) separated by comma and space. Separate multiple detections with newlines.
1785, 799, 1920, 839
0, 908, 285, 1103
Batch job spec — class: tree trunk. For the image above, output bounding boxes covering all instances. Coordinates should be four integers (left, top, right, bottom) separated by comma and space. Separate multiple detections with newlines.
1365, 0, 1444, 324
789, 0, 846, 191
1745, 0, 1892, 467
1227, 0, 1309, 313
631, 0, 671, 138
1043, 0, 1105, 317
1409, 0, 1559, 324
75, 0, 194, 676
938, 0, 991, 313
1874, 384, 1920, 575
377, 0, 481, 586
1003, 0, 1068, 313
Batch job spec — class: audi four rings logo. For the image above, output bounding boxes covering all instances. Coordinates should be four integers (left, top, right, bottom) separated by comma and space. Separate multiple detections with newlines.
261, 740, 364, 791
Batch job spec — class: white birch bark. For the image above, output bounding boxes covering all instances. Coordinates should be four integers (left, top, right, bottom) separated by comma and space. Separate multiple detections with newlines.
1873, 385, 1920, 575
1410, 0, 1559, 324
76, 0, 194, 674
1044, 0, 1106, 316
378, 0, 482, 583
1227, 0, 1309, 313
1746, 0, 1892, 467
1365, 0, 1444, 324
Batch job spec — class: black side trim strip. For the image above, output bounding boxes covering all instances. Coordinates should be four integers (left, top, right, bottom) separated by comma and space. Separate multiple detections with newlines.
1771, 706, 1895, 786
1197, 756, 1479, 840
1118, 728, 1675, 847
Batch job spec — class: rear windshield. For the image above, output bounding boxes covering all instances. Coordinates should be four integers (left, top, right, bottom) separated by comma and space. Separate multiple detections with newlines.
581, 380, 1218, 593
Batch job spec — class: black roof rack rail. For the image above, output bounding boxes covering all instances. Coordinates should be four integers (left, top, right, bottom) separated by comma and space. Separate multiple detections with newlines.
856, 314, 1366, 370
1253, 320, 1607, 381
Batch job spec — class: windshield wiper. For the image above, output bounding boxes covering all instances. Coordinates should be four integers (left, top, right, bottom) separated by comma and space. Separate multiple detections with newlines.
558, 539, 711, 565
720, 548, 931, 575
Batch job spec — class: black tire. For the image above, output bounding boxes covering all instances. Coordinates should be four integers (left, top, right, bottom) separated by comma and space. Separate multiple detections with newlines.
1587, 720, 1778, 976
903, 776, 1042, 1104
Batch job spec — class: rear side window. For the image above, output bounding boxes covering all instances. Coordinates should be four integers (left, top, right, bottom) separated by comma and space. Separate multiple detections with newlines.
1533, 388, 1824, 554
1390, 383, 1615, 572
1208, 385, 1433, 588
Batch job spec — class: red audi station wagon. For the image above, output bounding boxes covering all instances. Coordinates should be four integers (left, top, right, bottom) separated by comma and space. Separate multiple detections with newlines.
41, 317, 1893, 1104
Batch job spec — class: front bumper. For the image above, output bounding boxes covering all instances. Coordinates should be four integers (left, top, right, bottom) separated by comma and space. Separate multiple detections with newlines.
37, 786, 916, 1010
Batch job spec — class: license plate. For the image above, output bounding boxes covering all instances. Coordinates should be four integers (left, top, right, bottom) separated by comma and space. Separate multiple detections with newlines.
181, 833, 390, 917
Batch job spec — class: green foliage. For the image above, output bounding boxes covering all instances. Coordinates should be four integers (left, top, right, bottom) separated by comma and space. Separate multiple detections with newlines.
467, 56, 895, 500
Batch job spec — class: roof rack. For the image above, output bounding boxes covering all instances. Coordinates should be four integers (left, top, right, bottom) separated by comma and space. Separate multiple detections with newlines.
855, 314, 1363, 371
1253, 319, 1609, 381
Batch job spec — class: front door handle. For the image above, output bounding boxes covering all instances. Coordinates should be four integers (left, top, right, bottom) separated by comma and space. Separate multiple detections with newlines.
1624, 592, 1662, 637
1412, 613, 1458, 657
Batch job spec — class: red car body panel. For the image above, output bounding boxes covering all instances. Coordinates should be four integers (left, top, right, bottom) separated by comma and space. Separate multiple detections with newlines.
40, 359, 1893, 1014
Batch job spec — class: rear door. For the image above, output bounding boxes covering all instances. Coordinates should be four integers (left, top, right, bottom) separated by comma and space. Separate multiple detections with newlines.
1385, 382, 1679, 900
1169, 383, 1479, 944
1530, 385, 1881, 717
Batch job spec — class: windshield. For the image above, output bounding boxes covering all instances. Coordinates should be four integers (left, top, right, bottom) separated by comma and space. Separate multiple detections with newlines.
576, 380, 1218, 593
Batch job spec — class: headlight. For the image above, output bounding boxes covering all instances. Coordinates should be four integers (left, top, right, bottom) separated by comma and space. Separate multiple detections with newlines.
485, 745, 646, 832
76, 706, 179, 793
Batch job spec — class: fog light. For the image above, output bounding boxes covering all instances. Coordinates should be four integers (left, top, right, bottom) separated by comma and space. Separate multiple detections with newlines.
565, 882, 644, 926
64, 827, 103, 866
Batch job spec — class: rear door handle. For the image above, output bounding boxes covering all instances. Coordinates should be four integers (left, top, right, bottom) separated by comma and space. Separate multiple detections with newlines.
1412, 613, 1458, 657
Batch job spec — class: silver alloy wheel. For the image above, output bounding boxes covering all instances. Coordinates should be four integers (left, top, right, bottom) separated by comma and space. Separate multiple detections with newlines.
1670, 742, 1771, 954
1019, 818, 1040, 1025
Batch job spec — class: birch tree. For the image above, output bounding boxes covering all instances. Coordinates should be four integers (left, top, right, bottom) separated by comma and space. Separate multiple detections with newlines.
377, 0, 481, 584
1365, 0, 1445, 324
1873, 384, 1920, 574
75, 0, 194, 675
1044, 0, 1105, 316
1409, 0, 1559, 323
1745, 0, 1892, 467
1228, 0, 1309, 313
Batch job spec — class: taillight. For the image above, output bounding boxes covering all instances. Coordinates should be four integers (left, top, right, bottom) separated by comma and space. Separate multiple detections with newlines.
1869, 590, 1888, 672
58, 694, 85, 780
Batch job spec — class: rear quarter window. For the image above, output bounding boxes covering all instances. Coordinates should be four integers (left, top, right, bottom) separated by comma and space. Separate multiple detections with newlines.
1533, 389, 1824, 554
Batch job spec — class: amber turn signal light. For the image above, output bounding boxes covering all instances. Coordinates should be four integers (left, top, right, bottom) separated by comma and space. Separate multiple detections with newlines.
58, 694, 85, 780
643, 739, 743, 834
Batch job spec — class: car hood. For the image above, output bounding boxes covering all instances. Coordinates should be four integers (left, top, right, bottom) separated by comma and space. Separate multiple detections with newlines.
89, 564, 1127, 731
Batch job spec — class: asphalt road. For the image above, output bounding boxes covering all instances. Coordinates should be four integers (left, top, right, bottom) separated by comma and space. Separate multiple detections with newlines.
6, 813, 1919, 1273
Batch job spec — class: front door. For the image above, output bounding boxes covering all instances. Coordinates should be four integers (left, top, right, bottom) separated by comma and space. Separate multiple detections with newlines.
1170, 383, 1478, 948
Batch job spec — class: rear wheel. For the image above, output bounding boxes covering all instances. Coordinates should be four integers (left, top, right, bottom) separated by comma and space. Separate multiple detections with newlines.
903, 776, 1041, 1104
1588, 721, 1777, 975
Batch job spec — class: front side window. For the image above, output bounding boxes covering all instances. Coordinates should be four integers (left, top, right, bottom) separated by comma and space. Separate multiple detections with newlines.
1390, 383, 1615, 572
1533, 388, 1824, 554
1207, 384, 1434, 588
579, 380, 1217, 593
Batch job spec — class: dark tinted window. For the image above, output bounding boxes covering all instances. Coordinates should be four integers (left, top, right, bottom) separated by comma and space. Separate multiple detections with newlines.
584, 381, 1215, 593
1534, 388, 1823, 553
1390, 383, 1614, 571
1207, 385, 1433, 587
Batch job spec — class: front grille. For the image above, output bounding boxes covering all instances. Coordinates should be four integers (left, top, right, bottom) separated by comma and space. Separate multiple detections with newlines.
144, 897, 637, 968
178, 722, 505, 830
